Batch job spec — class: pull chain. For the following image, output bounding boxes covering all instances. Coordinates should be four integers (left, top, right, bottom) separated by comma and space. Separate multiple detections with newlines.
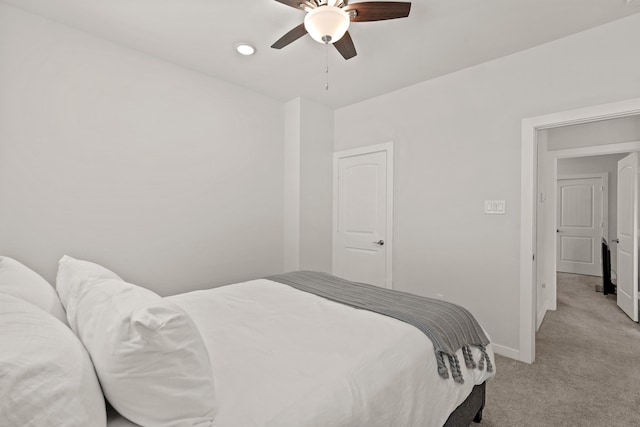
325, 43, 329, 91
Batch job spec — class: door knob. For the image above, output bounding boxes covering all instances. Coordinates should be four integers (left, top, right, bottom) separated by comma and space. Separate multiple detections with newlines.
373, 240, 385, 246
612, 238, 619, 244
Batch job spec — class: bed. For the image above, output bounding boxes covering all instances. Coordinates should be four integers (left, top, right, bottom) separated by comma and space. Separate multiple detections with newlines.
0, 256, 495, 427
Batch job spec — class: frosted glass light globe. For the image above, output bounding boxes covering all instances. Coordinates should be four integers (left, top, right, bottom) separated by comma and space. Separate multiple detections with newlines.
304, 6, 350, 44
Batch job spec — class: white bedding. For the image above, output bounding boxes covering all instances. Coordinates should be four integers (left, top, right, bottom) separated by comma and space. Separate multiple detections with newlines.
153, 278, 495, 427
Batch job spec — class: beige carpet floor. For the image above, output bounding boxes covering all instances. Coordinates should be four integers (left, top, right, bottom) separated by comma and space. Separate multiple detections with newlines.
481, 273, 640, 426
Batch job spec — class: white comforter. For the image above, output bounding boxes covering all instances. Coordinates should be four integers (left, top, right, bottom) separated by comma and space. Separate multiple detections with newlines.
164, 279, 495, 427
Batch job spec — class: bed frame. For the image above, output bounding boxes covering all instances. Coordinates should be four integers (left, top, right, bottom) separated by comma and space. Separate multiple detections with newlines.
443, 382, 485, 426
106, 383, 487, 427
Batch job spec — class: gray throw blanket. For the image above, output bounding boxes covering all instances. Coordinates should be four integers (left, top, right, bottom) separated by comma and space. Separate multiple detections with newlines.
266, 271, 492, 384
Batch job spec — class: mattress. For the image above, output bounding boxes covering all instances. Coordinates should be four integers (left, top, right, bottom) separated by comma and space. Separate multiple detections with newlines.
158, 278, 495, 427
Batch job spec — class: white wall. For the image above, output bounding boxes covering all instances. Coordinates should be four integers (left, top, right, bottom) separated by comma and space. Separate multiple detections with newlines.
334, 13, 640, 354
0, 4, 285, 295
548, 115, 640, 150
283, 99, 302, 271
283, 98, 334, 273
557, 153, 628, 269
299, 98, 333, 273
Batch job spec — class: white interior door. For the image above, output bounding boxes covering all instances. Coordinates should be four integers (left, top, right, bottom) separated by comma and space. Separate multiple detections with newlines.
617, 153, 638, 322
556, 177, 604, 276
333, 146, 392, 288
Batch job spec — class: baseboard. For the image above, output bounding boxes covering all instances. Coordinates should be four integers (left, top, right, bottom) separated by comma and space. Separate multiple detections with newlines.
492, 343, 520, 360
536, 304, 548, 331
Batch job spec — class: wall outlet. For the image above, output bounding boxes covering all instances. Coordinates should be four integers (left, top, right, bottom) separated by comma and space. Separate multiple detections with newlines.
541, 283, 546, 289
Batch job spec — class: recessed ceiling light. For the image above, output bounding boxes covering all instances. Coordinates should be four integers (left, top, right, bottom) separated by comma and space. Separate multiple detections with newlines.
235, 43, 256, 56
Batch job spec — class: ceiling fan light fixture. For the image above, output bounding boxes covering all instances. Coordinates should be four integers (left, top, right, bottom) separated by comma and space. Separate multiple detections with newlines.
304, 6, 350, 44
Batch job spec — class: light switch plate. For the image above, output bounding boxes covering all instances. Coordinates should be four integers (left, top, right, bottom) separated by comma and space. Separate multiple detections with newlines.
485, 200, 506, 214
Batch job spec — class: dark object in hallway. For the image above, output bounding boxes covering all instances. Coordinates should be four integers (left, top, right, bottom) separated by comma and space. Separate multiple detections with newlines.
602, 238, 616, 295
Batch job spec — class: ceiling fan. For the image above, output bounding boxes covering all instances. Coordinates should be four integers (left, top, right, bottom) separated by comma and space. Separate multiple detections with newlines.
271, 0, 412, 60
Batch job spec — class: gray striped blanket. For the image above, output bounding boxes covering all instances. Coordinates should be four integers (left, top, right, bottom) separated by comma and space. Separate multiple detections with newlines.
266, 271, 492, 384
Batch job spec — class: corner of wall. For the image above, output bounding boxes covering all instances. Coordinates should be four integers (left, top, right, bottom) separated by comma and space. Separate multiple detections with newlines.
283, 99, 302, 271
282, 97, 335, 274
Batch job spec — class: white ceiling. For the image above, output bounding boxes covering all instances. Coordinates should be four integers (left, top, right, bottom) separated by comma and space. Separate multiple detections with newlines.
5, 0, 640, 108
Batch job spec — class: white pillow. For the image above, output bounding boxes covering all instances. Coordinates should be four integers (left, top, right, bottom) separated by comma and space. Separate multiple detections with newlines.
69, 277, 217, 427
0, 292, 106, 427
56, 255, 122, 331
0, 256, 67, 324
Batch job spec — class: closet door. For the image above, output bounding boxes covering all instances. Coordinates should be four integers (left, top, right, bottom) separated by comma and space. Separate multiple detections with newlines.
556, 177, 604, 276
333, 145, 393, 288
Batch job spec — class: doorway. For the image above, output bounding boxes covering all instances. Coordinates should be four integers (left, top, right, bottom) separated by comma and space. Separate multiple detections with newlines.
540, 150, 640, 327
539, 154, 626, 324
520, 97, 640, 363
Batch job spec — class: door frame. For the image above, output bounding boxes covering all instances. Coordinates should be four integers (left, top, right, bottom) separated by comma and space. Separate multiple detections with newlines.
521, 96, 640, 363
332, 142, 394, 288
556, 173, 609, 276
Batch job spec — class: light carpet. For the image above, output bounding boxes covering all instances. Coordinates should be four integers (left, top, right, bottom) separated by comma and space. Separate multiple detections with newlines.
481, 273, 640, 426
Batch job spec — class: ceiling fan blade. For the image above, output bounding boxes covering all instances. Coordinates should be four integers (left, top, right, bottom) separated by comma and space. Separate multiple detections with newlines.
273, 0, 315, 11
334, 31, 357, 60
271, 23, 308, 49
344, 1, 411, 22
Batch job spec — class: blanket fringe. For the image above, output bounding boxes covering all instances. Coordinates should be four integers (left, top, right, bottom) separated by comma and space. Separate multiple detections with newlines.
479, 344, 494, 373
436, 351, 449, 379
462, 345, 476, 369
437, 345, 493, 383
448, 354, 464, 384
